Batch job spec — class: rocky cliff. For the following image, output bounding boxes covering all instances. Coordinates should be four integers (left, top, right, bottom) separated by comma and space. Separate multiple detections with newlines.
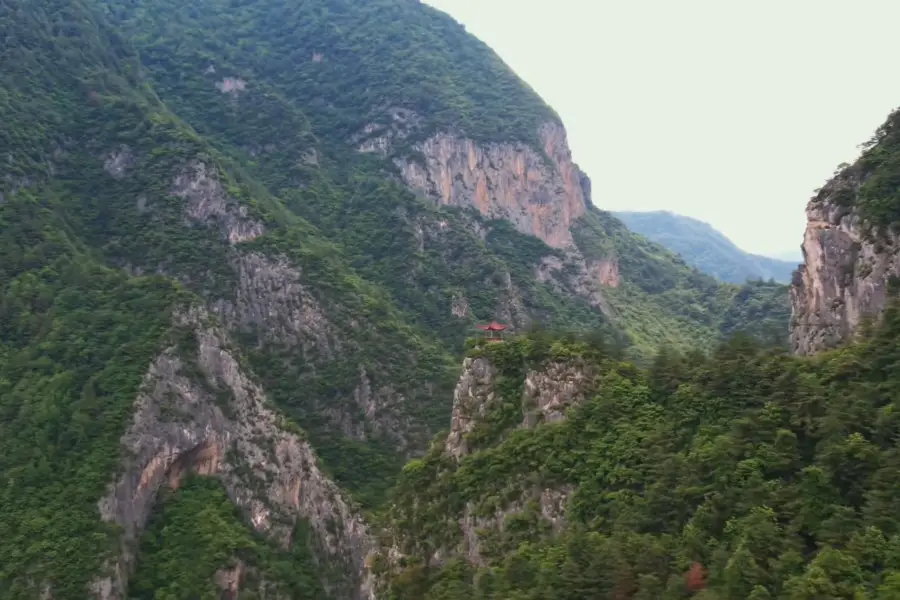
379, 343, 600, 588
445, 354, 598, 459
359, 116, 589, 249
790, 153, 900, 355
92, 307, 376, 599
1, 1, 797, 596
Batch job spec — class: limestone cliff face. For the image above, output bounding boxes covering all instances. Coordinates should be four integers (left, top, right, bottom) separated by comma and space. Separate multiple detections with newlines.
381, 353, 596, 577
445, 355, 597, 459
91, 307, 375, 600
359, 120, 589, 248
444, 356, 497, 459
173, 161, 265, 244
790, 169, 900, 355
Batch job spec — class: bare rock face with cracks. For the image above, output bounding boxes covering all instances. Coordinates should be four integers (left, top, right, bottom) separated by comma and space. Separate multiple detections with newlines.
790, 168, 900, 356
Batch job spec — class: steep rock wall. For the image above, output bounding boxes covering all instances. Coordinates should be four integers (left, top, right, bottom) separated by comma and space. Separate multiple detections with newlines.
790, 170, 900, 355
398, 123, 587, 248
169, 160, 418, 450
91, 307, 375, 599
360, 121, 589, 248
445, 355, 598, 459
382, 353, 596, 581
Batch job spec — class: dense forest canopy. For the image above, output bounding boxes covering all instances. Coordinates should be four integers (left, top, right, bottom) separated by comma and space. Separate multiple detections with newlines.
381, 304, 900, 599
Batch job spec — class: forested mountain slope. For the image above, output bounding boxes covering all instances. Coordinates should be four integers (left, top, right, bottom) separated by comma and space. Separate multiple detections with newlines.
1, 0, 796, 597
94, 0, 789, 357
613, 210, 798, 284
378, 313, 900, 599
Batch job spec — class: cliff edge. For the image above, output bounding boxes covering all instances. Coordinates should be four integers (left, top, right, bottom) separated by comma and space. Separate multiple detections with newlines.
790, 110, 900, 355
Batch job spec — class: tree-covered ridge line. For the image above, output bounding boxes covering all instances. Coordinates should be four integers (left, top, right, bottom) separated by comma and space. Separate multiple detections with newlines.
379, 305, 900, 599
827, 106, 900, 235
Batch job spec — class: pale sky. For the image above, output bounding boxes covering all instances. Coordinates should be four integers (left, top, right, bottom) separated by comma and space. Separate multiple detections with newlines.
424, 0, 900, 258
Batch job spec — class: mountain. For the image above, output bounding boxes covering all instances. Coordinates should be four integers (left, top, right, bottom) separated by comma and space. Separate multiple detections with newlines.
613, 210, 799, 284
376, 108, 900, 600
379, 313, 900, 599
0, 0, 794, 598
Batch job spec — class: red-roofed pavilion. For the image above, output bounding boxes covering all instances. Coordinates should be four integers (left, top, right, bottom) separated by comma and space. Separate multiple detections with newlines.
476, 322, 507, 342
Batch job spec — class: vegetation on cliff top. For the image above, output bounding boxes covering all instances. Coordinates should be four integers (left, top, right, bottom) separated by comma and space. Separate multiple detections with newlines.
827, 106, 900, 236
383, 304, 900, 599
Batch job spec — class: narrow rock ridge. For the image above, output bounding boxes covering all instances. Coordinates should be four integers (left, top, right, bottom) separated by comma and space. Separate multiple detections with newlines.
378, 355, 593, 589
444, 357, 496, 459
91, 306, 375, 600
790, 169, 900, 355
361, 121, 589, 248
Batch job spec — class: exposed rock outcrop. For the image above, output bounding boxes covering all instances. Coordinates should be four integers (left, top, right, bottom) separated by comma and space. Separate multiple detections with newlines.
459, 484, 573, 566
212, 252, 339, 357
445, 355, 596, 458
444, 357, 497, 459
173, 161, 265, 244
790, 170, 900, 355
521, 359, 598, 426
214, 560, 245, 600
104, 145, 136, 179
216, 77, 247, 95
364, 121, 589, 248
91, 307, 375, 599
399, 123, 587, 248
354, 108, 421, 155
536, 252, 619, 317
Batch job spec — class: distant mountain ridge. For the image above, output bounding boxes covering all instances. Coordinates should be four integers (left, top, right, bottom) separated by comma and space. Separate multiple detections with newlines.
613, 210, 799, 284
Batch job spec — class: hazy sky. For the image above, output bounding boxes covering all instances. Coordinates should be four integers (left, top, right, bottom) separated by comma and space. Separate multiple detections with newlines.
424, 0, 900, 259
